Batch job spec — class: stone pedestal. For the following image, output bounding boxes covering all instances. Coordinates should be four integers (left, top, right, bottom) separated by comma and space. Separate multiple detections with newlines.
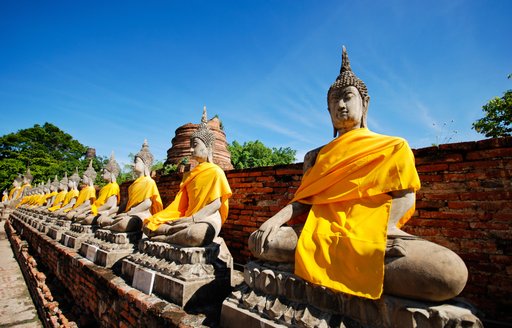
121, 237, 233, 307
46, 218, 72, 241
32, 215, 53, 233
79, 229, 141, 268
221, 261, 482, 328
61, 223, 98, 250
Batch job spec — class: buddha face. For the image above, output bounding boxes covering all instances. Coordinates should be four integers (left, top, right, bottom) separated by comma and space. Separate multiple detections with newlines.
102, 169, 112, 182
328, 86, 368, 134
13, 180, 20, 188
191, 137, 208, 163
82, 175, 89, 185
134, 156, 145, 175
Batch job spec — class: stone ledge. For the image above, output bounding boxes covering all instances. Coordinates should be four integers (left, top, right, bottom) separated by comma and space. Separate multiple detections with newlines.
8, 215, 212, 327
221, 261, 483, 328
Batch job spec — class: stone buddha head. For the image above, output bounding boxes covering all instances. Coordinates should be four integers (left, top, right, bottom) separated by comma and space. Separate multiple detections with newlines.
23, 168, 33, 185
190, 106, 216, 163
51, 175, 59, 192
103, 152, 121, 183
59, 173, 68, 191
43, 179, 51, 193
327, 46, 370, 137
13, 175, 22, 188
69, 168, 81, 189
134, 140, 154, 177
82, 159, 97, 186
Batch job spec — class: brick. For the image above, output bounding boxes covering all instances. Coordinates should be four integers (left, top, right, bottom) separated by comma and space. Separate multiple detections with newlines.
416, 163, 449, 172
466, 147, 512, 160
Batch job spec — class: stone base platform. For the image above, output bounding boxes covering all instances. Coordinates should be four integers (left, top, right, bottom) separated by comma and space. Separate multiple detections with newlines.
61, 223, 98, 250
121, 237, 233, 308
221, 261, 482, 328
6, 212, 212, 327
79, 229, 141, 268
46, 219, 71, 241
33, 216, 53, 233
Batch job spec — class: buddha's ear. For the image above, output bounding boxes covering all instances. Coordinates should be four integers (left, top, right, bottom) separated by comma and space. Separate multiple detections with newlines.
364, 95, 370, 109
361, 96, 370, 128
207, 148, 214, 163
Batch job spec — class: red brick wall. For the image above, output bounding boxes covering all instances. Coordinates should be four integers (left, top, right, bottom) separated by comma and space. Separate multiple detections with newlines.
410, 137, 512, 322
128, 136, 511, 322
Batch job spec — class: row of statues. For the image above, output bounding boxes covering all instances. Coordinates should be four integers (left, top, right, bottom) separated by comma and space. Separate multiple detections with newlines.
7, 47, 469, 311
10, 108, 233, 250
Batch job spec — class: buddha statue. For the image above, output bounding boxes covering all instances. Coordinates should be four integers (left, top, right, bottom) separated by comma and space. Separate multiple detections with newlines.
249, 47, 468, 302
19, 167, 33, 198
143, 108, 232, 247
16, 186, 34, 208
9, 175, 23, 201
51, 170, 80, 215
75, 153, 121, 225
34, 179, 54, 208
38, 176, 59, 211
41, 177, 59, 208
64, 160, 97, 220
0, 175, 23, 218
100, 140, 163, 233
1, 190, 7, 203
47, 174, 69, 212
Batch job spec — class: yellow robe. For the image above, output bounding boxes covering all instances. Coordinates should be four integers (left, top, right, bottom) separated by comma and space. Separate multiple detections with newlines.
91, 182, 120, 215
125, 176, 163, 215
48, 191, 67, 211
64, 185, 97, 213
145, 162, 232, 231
292, 128, 421, 299
36, 192, 57, 207
1, 194, 7, 202
9, 186, 22, 200
60, 189, 80, 212
27, 195, 39, 206
16, 195, 31, 208
8, 187, 18, 200
19, 183, 31, 197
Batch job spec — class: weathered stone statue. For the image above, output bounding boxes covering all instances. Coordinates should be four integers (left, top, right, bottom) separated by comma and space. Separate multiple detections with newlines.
143, 108, 232, 247
10, 175, 23, 201
51, 170, 80, 215
65, 160, 97, 220
1, 189, 7, 203
248, 47, 468, 302
75, 153, 121, 225
47, 174, 70, 212
34, 179, 54, 208
41, 177, 59, 209
16, 186, 35, 208
121, 111, 234, 306
100, 140, 163, 232
19, 167, 33, 198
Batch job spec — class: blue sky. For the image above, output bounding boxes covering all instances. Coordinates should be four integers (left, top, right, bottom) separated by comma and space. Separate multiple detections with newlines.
1, 1, 511, 168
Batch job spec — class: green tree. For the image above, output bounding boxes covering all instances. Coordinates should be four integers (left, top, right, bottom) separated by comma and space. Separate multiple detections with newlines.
228, 140, 296, 169
0, 123, 90, 191
472, 76, 512, 138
